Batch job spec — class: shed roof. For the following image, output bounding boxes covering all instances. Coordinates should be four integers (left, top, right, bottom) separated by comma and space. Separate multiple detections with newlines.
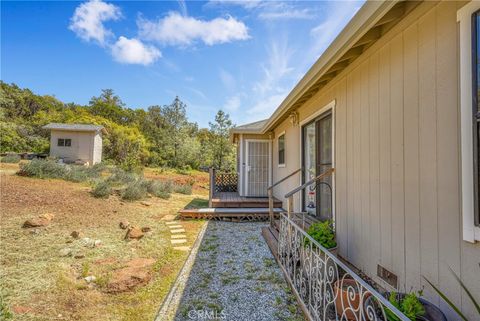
43, 123, 106, 134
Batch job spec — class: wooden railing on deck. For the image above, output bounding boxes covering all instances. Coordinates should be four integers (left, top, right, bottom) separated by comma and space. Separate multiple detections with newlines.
267, 168, 303, 227
208, 168, 238, 207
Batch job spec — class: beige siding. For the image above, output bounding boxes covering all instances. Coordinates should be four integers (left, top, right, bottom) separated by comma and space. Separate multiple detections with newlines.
271, 2, 479, 319
92, 132, 103, 164
49, 130, 97, 165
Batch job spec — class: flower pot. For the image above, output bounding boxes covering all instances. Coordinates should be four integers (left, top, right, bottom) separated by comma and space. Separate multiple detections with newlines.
334, 278, 366, 321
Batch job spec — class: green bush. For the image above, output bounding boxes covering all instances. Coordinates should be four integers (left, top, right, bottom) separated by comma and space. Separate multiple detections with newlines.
173, 183, 192, 195
18, 159, 68, 179
0, 288, 12, 320
145, 180, 172, 199
121, 179, 148, 201
106, 167, 138, 186
0, 154, 20, 163
91, 181, 112, 198
386, 291, 425, 321
305, 220, 337, 249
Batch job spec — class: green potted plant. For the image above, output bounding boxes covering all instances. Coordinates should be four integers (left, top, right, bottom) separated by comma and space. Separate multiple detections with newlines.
304, 220, 337, 256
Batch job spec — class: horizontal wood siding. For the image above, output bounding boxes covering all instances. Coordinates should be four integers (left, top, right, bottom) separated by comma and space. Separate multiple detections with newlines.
272, 2, 479, 319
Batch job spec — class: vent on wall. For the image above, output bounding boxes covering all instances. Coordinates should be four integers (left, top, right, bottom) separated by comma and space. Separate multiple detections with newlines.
377, 264, 398, 289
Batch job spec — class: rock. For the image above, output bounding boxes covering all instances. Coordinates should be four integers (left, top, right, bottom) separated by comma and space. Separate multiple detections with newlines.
12, 306, 32, 314
22, 217, 50, 228
125, 226, 144, 240
74, 251, 85, 259
70, 231, 82, 239
59, 248, 73, 257
84, 275, 96, 283
105, 258, 155, 293
140, 201, 152, 207
119, 220, 130, 229
29, 228, 41, 235
141, 227, 151, 233
65, 239, 73, 244
94, 240, 102, 247
39, 213, 55, 221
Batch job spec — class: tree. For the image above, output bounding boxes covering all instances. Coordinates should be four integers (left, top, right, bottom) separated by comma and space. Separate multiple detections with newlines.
208, 110, 235, 171
89, 89, 128, 124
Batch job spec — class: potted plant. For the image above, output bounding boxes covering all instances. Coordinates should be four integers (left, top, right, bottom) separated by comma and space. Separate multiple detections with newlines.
304, 220, 338, 256
363, 290, 448, 321
334, 277, 366, 321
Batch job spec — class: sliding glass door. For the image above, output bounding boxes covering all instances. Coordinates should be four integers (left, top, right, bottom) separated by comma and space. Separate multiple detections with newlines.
302, 111, 333, 221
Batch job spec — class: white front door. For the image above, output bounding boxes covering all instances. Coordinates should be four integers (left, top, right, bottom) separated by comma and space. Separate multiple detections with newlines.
246, 140, 270, 197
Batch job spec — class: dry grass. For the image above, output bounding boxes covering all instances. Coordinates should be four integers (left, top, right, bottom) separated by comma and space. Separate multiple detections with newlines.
0, 163, 207, 321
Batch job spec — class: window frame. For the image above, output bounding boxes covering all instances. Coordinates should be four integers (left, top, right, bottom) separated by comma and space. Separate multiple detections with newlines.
458, 2, 480, 242
64, 139, 72, 147
57, 138, 65, 147
278, 131, 286, 167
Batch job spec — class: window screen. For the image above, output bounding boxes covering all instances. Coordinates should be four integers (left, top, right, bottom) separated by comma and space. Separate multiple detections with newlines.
58, 139, 65, 146
278, 134, 285, 165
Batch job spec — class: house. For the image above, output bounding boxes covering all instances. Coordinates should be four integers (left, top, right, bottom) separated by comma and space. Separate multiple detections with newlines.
42, 123, 106, 165
227, 1, 480, 320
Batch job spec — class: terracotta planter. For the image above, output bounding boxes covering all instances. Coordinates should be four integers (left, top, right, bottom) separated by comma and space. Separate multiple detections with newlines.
334, 278, 365, 321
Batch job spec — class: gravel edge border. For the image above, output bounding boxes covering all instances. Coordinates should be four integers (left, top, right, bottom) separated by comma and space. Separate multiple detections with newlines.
154, 221, 209, 321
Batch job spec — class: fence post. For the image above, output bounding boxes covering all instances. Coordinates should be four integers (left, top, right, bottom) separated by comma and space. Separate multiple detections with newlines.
287, 195, 294, 219
268, 188, 274, 228
208, 168, 215, 208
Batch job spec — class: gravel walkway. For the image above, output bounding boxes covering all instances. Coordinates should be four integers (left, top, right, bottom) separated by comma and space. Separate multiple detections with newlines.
172, 221, 304, 321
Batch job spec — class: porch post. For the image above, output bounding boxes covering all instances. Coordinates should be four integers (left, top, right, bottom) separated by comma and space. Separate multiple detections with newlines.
287, 195, 294, 219
268, 188, 274, 227
208, 167, 215, 208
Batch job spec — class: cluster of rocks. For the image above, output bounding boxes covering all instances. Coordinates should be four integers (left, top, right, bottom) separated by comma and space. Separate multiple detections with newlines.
119, 220, 151, 240
59, 234, 103, 259
22, 213, 55, 228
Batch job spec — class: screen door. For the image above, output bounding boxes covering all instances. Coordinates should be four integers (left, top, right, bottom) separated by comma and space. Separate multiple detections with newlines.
246, 140, 270, 197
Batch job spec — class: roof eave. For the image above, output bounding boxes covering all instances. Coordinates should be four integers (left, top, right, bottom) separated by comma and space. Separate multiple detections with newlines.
260, 0, 399, 134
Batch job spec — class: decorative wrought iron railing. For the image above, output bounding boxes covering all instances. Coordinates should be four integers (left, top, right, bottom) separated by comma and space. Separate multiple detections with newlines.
277, 213, 410, 321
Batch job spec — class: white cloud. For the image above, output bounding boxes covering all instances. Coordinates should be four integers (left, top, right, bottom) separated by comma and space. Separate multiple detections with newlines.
177, 0, 188, 16
69, 0, 121, 46
138, 12, 250, 46
258, 8, 313, 20
111, 36, 161, 65
224, 95, 241, 112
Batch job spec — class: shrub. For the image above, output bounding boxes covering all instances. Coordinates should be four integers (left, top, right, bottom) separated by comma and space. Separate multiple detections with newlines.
386, 291, 425, 321
0, 154, 20, 163
305, 220, 336, 249
174, 183, 192, 195
145, 180, 172, 199
91, 181, 112, 198
65, 163, 106, 182
18, 159, 68, 179
121, 179, 148, 201
106, 167, 138, 186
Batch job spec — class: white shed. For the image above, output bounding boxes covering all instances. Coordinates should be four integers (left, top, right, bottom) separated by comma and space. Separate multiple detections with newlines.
42, 123, 106, 165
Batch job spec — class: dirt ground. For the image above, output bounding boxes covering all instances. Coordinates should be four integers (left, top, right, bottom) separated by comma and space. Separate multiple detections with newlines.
0, 163, 208, 321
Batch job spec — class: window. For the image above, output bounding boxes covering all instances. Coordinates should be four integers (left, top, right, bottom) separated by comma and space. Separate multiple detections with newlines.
458, 2, 480, 242
474, 10, 480, 227
57, 138, 71, 147
278, 133, 285, 166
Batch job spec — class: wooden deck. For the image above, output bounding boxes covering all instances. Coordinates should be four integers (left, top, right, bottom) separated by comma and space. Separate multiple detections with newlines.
179, 207, 284, 221
211, 192, 283, 208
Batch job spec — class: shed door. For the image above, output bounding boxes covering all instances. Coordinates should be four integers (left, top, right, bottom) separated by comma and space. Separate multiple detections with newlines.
246, 140, 270, 197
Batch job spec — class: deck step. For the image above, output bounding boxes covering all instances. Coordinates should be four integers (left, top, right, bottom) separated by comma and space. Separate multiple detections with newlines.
179, 207, 285, 221
262, 226, 279, 259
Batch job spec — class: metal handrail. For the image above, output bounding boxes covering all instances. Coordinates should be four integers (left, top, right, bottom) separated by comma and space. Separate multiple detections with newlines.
284, 167, 334, 198
268, 168, 303, 227
278, 212, 410, 321
267, 168, 303, 190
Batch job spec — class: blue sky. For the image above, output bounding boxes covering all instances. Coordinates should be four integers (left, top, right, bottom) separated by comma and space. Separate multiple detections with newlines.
1, 0, 362, 127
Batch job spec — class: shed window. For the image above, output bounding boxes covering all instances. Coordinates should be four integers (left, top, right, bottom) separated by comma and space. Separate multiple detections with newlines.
57, 138, 71, 147
278, 133, 285, 166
